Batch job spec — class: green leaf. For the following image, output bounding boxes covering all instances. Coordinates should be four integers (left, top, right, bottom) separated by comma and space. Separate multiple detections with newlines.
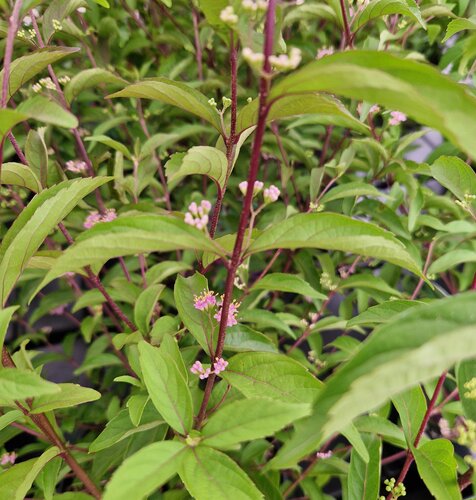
220, 352, 322, 404
347, 434, 381, 500
17, 95, 78, 129
0, 47, 79, 101
429, 249, 476, 274
0, 368, 60, 402
108, 78, 223, 132
138, 341, 193, 434
165, 146, 227, 189
251, 273, 327, 300
134, 284, 165, 334
247, 213, 422, 277
85, 135, 132, 160
103, 441, 186, 500
270, 293, 476, 469
159, 334, 187, 380
34, 217, 224, 297
413, 439, 461, 500
0, 306, 18, 352
320, 181, 383, 204
223, 324, 278, 353
430, 156, 476, 201
443, 17, 476, 43
0, 447, 60, 500
178, 446, 263, 500
93, 0, 110, 6
0, 108, 28, 141
42, 0, 86, 42
347, 300, 422, 327
237, 93, 369, 135
64, 68, 126, 102
174, 273, 215, 355
270, 51, 476, 161
30, 383, 101, 413
0, 410, 23, 432
0, 177, 111, 306
353, 0, 425, 31
456, 360, 476, 421
201, 398, 310, 449
0, 162, 42, 192
26, 129, 48, 188
392, 386, 427, 444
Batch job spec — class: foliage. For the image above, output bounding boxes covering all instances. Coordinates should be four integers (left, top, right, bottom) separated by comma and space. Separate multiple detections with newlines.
0, 0, 476, 498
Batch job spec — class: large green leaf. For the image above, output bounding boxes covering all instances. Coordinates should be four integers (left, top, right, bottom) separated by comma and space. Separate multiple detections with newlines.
178, 446, 263, 500
103, 441, 186, 500
347, 300, 423, 328
269, 51, 476, 160
413, 439, 461, 500
430, 156, 476, 202
108, 78, 223, 132
0, 47, 78, 101
30, 383, 101, 413
347, 434, 381, 500
0, 162, 42, 192
134, 284, 165, 334
223, 325, 278, 353
0, 447, 60, 500
0, 368, 60, 403
270, 293, 476, 469
0, 177, 111, 306
319, 181, 382, 204
33, 216, 224, 297
429, 249, 476, 274
443, 17, 476, 43
236, 93, 369, 135
220, 352, 322, 404
392, 386, 427, 444
138, 341, 193, 435
251, 273, 327, 300
17, 96, 78, 129
247, 213, 422, 277
201, 398, 310, 449
64, 68, 126, 102
0, 109, 28, 141
165, 146, 228, 189
353, 0, 425, 31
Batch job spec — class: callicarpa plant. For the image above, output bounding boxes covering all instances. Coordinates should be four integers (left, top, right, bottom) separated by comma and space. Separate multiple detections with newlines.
1, 0, 476, 499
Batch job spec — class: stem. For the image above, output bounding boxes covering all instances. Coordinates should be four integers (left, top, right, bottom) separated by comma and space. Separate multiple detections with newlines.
195, 1, 278, 428
411, 239, 436, 300
339, 0, 353, 48
192, 7, 203, 81
387, 372, 447, 499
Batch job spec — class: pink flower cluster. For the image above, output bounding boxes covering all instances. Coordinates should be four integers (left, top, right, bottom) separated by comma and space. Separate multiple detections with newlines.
83, 208, 117, 229
263, 185, 280, 203
389, 111, 407, 126
214, 300, 239, 327
190, 357, 229, 379
316, 47, 334, 59
65, 160, 87, 174
316, 450, 333, 459
184, 200, 212, 230
1, 452, 16, 465
193, 290, 217, 311
239, 180, 264, 197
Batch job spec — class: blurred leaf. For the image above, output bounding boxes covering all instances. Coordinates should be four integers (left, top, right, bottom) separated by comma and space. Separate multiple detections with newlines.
64, 68, 126, 102
251, 273, 327, 299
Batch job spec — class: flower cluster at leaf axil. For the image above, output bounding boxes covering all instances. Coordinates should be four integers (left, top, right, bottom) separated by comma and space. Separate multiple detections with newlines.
190, 357, 229, 379
239, 180, 280, 204
83, 208, 117, 229
379, 478, 406, 499
184, 200, 212, 230
0, 452, 16, 466
193, 289, 240, 327
66, 160, 87, 174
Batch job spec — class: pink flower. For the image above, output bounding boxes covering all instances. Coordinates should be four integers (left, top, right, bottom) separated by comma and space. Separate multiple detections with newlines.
51, 305, 66, 316
214, 300, 239, 327
389, 111, 407, 126
213, 357, 228, 375
239, 180, 264, 197
369, 105, 380, 114
263, 185, 280, 204
83, 208, 117, 229
193, 290, 217, 311
184, 200, 212, 231
316, 450, 333, 459
65, 160, 87, 174
190, 361, 212, 380
1, 452, 16, 465
316, 47, 334, 59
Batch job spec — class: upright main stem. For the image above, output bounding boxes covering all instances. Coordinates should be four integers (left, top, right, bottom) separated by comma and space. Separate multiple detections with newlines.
195, 0, 277, 428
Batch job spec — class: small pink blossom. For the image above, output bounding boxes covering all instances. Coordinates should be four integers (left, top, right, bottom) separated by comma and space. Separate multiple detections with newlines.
214, 300, 239, 327
316, 47, 334, 59
193, 290, 217, 311
213, 357, 228, 375
316, 450, 333, 459
1, 452, 16, 465
190, 360, 212, 379
369, 105, 380, 114
239, 180, 264, 197
65, 160, 87, 174
51, 305, 66, 316
83, 208, 117, 229
263, 185, 280, 204
184, 200, 212, 231
389, 111, 407, 126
